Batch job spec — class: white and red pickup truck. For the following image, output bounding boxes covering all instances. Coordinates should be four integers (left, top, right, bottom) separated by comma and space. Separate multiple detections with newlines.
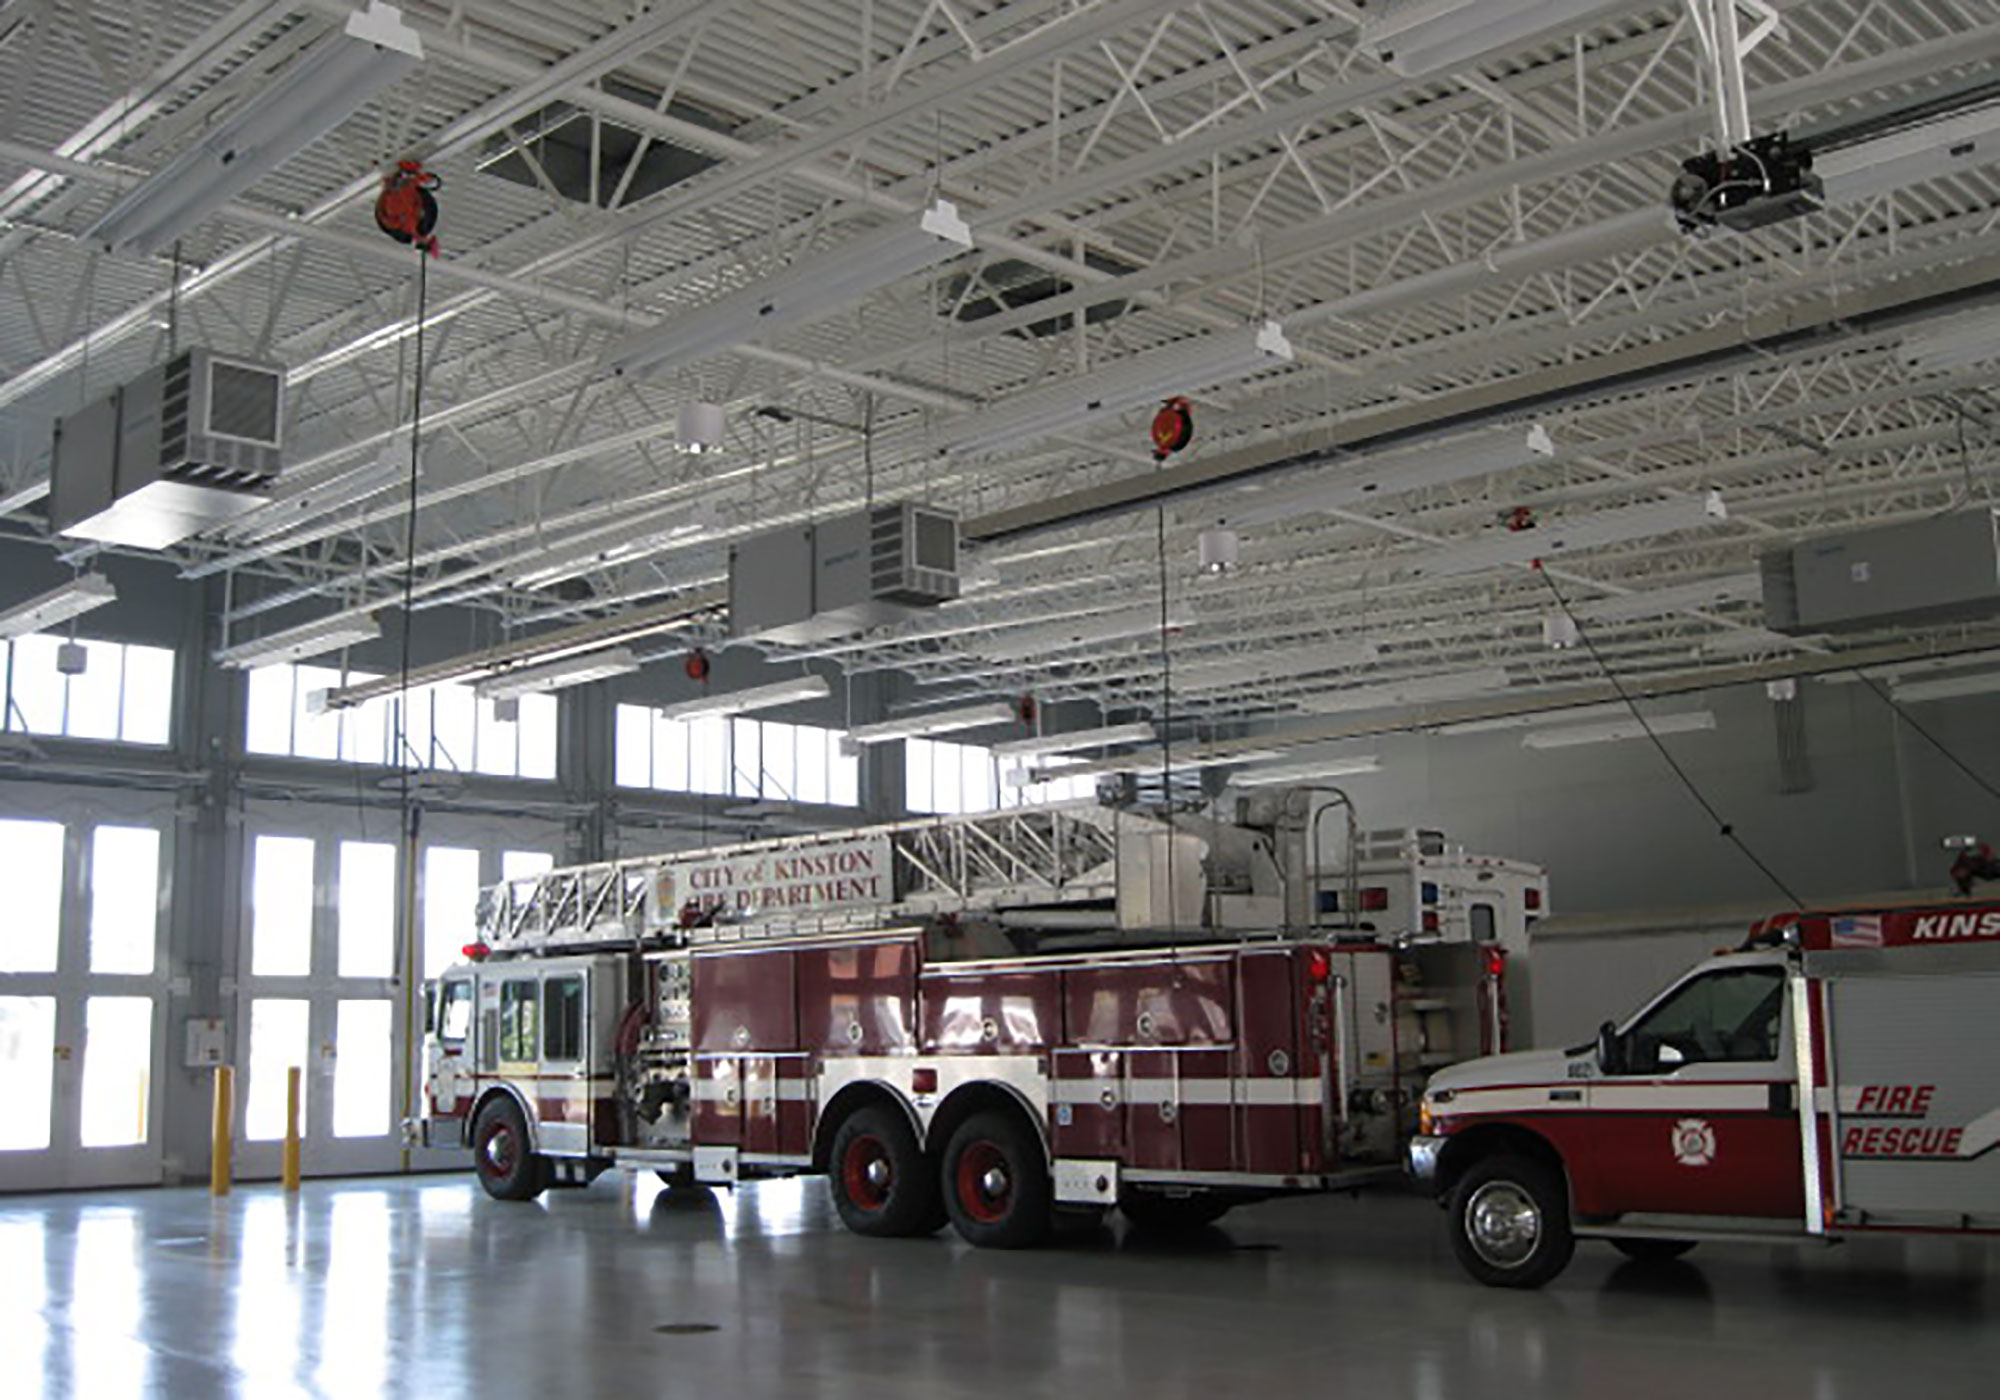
1409, 899, 2000, 1286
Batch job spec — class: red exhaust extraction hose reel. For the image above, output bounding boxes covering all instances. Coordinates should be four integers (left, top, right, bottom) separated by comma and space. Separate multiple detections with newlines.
1151, 397, 1194, 461
376, 160, 442, 254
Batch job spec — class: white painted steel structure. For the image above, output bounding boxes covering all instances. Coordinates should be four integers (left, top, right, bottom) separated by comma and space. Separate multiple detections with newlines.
2, 2, 2000, 741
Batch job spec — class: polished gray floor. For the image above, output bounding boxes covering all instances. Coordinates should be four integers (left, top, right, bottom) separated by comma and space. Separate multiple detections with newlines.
4, 1173, 1998, 1397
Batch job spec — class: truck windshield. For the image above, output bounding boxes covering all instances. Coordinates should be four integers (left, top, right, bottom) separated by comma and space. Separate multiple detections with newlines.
1625, 965, 1785, 1070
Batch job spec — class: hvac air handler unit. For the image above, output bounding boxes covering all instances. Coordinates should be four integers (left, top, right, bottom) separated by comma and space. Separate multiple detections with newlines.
729, 501, 959, 643
417, 790, 1547, 1246
50, 347, 284, 548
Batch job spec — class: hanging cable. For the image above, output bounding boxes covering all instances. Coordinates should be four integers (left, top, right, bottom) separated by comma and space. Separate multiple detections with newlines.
395, 247, 431, 1174
1847, 668, 2000, 805
1536, 565, 1803, 906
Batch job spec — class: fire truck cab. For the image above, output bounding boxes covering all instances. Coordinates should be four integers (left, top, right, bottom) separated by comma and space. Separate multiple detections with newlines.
420, 789, 1548, 1247
1411, 900, 2000, 1286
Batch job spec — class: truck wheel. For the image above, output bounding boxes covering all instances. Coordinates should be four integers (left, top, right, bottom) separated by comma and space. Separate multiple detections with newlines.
942, 1111, 1051, 1249
1448, 1154, 1574, 1288
1120, 1192, 1233, 1232
1611, 1237, 1697, 1263
471, 1097, 549, 1202
828, 1105, 944, 1238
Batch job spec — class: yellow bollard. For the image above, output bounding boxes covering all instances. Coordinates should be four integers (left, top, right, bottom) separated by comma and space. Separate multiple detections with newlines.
282, 1066, 302, 1192
210, 1064, 235, 1197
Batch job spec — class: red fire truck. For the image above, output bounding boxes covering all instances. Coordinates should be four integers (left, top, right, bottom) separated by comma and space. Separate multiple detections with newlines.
1410, 899, 2000, 1286
418, 790, 1547, 1246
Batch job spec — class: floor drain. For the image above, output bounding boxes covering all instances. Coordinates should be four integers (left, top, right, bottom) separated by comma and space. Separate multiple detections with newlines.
653, 1323, 721, 1336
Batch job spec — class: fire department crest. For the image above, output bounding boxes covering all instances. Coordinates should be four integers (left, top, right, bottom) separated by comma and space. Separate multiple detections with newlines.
1672, 1118, 1717, 1167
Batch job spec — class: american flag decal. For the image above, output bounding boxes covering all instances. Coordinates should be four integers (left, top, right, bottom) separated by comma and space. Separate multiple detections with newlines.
1831, 914, 1884, 948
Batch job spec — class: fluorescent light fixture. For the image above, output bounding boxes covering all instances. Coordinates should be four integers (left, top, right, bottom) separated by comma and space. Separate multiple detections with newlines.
84, 4, 423, 258
1229, 424, 1555, 529
1523, 710, 1716, 749
978, 605, 1194, 663
1697, 627, 1824, 658
601, 200, 973, 379
993, 722, 1158, 758
1404, 491, 1727, 581
1171, 640, 1381, 691
656, 674, 831, 721
1572, 572, 1761, 622
0, 572, 116, 639
1900, 309, 2000, 373
1438, 702, 1629, 736
1359, 0, 1635, 78
475, 646, 641, 701
1819, 102, 2000, 208
1890, 670, 2000, 704
1296, 667, 1513, 714
847, 700, 1020, 745
1095, 745, 1286, 777
944, 322, 1293, 458
510, 521, 706, 589
220, 453, 407, 545
216, 611, 380, 669
1230, 754, 1382, 786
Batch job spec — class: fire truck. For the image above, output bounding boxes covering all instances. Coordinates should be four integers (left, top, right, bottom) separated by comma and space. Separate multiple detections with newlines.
419, 789, 1547, 1246
1410, 899, 2000, 1287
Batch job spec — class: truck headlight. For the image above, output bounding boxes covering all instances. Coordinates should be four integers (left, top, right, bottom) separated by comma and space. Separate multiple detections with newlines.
1418, 1100, 1435, 1136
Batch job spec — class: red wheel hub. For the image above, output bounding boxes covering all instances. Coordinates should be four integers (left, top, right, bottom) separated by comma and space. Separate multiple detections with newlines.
842, 1134, 893, 1211
955, 1140, 1012, 1223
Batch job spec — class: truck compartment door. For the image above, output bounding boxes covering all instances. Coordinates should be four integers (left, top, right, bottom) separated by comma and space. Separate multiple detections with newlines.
1820, 970, 2000, 1228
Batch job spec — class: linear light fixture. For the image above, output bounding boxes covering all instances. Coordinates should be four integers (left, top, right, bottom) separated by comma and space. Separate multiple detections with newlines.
1890, 670, 2000, 704
1523, 710, 1716, 749
601, 199, 974, 380
1405, 491, 1728, 581
220, 453, 408, 545
1900, 308, 2000, 373
1296, 667, 1513, 715
1230, 754, 1383, 786
0, 573, 117, 640
1572, 572, 1762, 622
475, 646, 641, 702
656, 674, 831, 721
216, 610, 380, 669
1229, 425, 1555, 529
847, 700, 1020, 745
1439, 702, 1629, 736
1171, 640, 1381, 690
993, 721, 1157, 758
1358, 0, 1636, 78
1819, 102, 2000, 209
84, 3, 424, 258
510, 521, 707, 590
978, 605, 1195, 663
943, 322, 1294, 458
1094, 745, 1286, 777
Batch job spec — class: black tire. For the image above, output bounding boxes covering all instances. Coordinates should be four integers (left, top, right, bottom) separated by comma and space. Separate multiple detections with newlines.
827, 1105, 945, 1238
654, 1165, 695, 1189
1611, 1237, 1698, 1263
471, 1097, 549, 1202
941, 1111, 1052, 1249
1447, 1154, 1574, 1289
1120, 1192, 1234, 1232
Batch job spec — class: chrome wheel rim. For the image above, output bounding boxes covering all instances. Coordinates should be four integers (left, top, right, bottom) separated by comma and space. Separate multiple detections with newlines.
1465, 1180, 1541, 1269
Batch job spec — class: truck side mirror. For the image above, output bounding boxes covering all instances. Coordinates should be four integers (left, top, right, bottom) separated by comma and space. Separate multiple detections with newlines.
1596, 1019, 1626, 1075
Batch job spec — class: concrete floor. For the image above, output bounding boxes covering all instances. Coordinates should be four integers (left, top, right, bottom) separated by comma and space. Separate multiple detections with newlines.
4, 1175, 1998, 1398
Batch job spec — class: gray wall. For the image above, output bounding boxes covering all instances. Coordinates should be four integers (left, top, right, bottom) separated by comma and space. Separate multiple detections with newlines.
1288, 679, 1997, 914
